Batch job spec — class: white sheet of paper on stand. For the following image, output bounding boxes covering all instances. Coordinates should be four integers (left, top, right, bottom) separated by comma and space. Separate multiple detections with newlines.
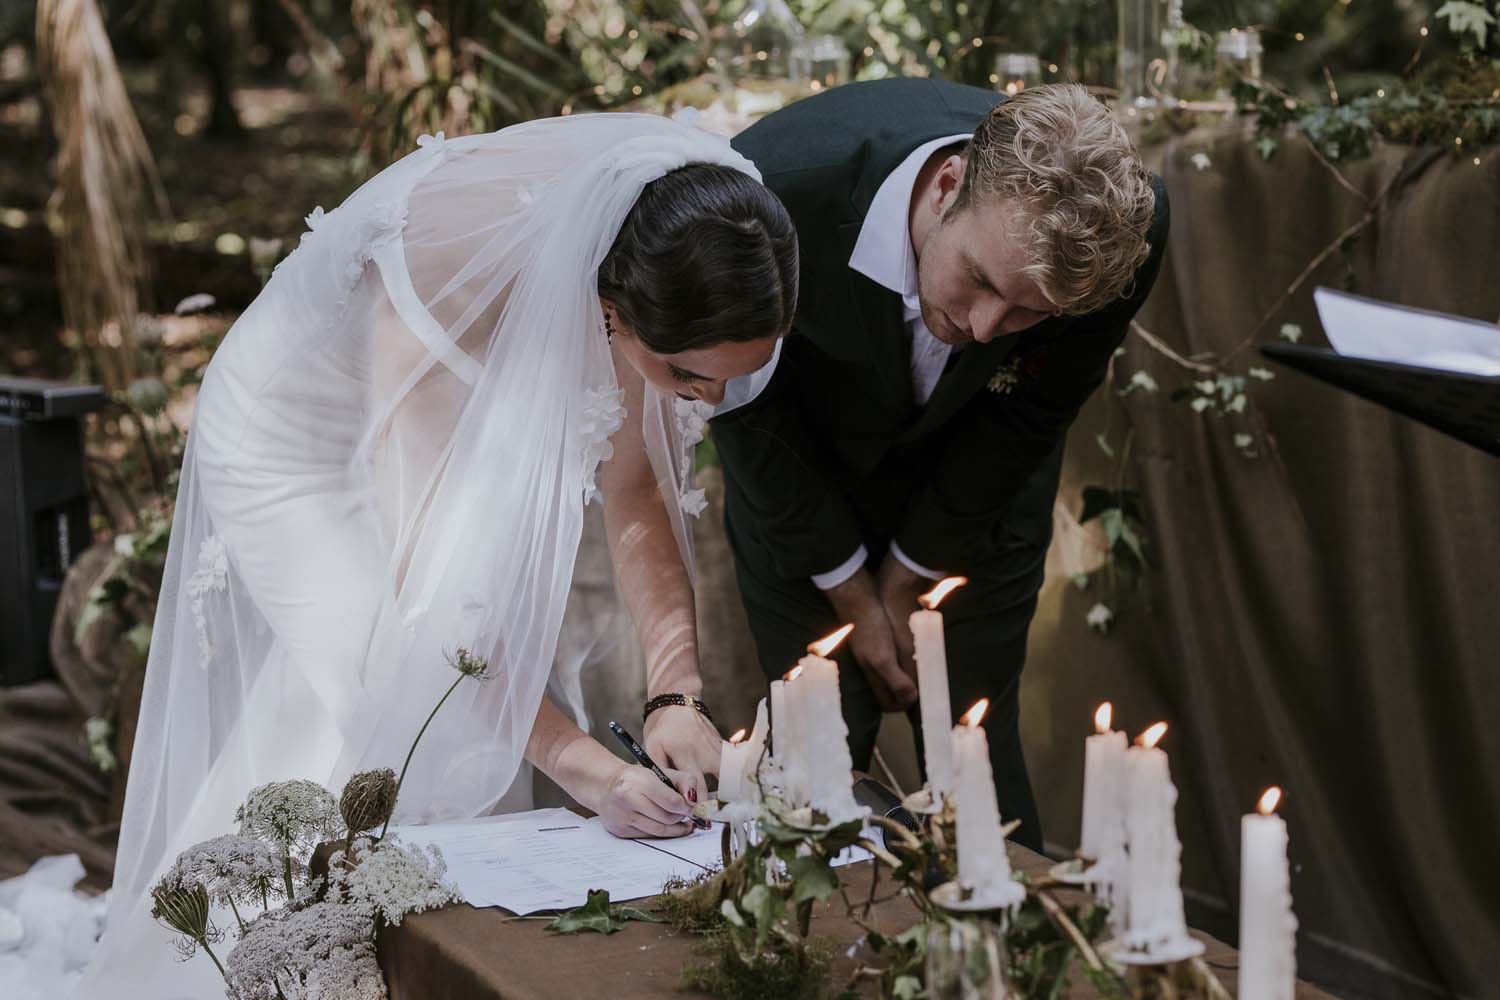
392, 808, 872, 915
1313, 287, 1500, 376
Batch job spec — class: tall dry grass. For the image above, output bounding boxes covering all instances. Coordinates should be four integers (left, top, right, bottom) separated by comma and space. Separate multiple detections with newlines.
36, 0, 166, 392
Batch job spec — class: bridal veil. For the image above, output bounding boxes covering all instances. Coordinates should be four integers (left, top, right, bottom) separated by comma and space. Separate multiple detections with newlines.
79, 112, 757, 997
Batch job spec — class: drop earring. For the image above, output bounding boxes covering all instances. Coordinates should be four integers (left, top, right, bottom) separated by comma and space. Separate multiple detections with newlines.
603, 312, 615, 342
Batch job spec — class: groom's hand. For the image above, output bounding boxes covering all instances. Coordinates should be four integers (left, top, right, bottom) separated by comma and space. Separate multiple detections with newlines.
824, 568, 918, 711
874, 554, 926, 680
643, 705, 717, 803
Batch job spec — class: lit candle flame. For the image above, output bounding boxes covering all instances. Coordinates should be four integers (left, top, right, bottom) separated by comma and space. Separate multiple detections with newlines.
729, 728, 747, 744
785, 666, 804, 682
1094, 701, 1113, 734
960, 698, 990, 727
807, 623, 854, 657
1136, 721, 1168, 748
1257, 786, 1282, 815
918, 576, 969, 610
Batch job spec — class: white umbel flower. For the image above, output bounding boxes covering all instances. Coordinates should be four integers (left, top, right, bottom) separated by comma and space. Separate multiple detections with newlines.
327, 837, 462, 928
236, 780, 341, 860
225, 902, 383, 1000
169, 834, 285, 909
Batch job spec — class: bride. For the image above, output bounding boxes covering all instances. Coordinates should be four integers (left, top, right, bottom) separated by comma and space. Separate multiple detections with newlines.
74, 112, 796, 996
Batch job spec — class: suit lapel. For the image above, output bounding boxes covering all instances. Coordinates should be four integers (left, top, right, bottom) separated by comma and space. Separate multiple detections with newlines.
896, 336, 1018, 444
837, 221, 914, 413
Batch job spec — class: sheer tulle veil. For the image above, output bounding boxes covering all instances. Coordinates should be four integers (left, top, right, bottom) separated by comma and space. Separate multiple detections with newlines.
76, 112, 757, 998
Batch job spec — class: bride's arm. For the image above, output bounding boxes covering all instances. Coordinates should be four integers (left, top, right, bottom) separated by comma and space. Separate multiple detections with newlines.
596, 359, 722, 796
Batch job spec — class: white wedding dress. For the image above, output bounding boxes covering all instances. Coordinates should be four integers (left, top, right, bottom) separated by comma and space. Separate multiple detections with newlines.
48, 112, 761, 1000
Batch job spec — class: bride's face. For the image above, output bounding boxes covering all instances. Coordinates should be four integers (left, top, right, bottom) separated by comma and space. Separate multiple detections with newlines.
606, 305, 778, 407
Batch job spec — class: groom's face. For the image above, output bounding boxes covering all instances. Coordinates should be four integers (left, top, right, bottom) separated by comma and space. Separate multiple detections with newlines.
914, 156, 1057, 347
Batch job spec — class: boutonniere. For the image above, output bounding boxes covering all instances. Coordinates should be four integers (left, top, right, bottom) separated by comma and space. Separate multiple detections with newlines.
987, 346, 1050, 395
987, 361, 1021, 395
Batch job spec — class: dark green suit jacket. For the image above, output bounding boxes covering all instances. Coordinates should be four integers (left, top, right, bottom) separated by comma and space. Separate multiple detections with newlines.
716, 77, 1169, 585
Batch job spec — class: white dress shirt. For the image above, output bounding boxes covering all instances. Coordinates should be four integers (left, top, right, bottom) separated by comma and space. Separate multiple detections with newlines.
810, 132, 972, 590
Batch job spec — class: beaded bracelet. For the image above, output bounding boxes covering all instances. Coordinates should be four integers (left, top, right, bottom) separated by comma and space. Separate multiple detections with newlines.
643, 692, 714, 724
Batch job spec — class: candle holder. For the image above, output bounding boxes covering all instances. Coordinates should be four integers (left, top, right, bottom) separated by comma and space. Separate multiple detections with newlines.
1101, 933, 1205, 966
1047, 856, 1098, 886
901, 786, 950, 816
929, 877, 1026, 913
695, 798, 760, 867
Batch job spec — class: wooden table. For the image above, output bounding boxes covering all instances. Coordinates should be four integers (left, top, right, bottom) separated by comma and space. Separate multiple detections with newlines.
377, 838, 1338, 999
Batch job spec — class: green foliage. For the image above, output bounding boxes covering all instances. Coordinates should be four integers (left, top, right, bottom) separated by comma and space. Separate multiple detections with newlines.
1079, 487, 1146, 576
1004, 897, 1125, 999
669, 800, 864, 999
680, 930, 844, 1000
544, 888, 663, 935
1435, 2, 1499, 54
659, 869, 730, 934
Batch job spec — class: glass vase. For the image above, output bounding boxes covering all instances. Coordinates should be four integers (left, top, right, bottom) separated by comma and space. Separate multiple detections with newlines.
925, 919, 1012, 1000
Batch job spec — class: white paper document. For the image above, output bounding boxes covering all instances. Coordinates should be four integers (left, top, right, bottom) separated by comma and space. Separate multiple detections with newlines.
1313, 287, 1500, 376
392, 807, 871, 915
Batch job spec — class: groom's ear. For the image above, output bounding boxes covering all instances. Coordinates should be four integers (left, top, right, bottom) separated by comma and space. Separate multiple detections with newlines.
934, 154, 967, 217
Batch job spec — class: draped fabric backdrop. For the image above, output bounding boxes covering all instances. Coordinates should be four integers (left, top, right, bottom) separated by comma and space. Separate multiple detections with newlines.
1021, 128, 1500, 1000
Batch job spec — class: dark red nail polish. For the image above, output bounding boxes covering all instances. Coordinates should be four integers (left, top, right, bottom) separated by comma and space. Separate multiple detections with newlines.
688, 787, 698, 802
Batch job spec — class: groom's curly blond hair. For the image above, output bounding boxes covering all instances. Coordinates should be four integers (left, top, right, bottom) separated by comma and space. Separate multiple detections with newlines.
953, 84, 1157, 316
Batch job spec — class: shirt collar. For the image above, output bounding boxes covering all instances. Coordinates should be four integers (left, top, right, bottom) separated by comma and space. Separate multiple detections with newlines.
848, 133, 972, 318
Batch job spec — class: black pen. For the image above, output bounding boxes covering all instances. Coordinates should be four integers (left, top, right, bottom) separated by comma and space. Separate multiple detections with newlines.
607, 720, 709, 829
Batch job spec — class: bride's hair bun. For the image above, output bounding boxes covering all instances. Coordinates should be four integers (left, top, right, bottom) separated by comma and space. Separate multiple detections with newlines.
597, 164, 798, 354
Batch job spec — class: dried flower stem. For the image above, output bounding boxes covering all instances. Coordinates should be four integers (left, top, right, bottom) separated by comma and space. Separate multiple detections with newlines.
378, 673, 467, 841
1034, 888, 1107, 973
199, 939, 228, 981
226, 896, 247, 935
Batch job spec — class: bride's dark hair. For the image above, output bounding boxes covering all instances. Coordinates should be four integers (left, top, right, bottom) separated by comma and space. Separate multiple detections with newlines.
598, 163, 798, 354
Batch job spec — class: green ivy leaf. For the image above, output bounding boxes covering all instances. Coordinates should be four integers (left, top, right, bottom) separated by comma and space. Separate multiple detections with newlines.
1078, 486, 1118, 524
545, 889, 659, 935
1255, 134, 1280, 160
740, 883, 785, 950
785, 855, 838, 905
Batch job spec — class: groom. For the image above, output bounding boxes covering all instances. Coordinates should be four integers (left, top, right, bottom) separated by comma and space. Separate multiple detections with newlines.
713, 79, 1168, 851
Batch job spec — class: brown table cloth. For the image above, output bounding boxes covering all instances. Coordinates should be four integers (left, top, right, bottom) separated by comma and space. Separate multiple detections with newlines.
378, 839, 1335, 999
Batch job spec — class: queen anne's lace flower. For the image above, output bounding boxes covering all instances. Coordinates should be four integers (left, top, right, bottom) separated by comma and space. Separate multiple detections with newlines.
169, 834, 285, 908
236, 780, 341, 860
326, 836, 461, 927
185, 534, 229, 665
579, 384, 626, 503
225, 902, 383, 1000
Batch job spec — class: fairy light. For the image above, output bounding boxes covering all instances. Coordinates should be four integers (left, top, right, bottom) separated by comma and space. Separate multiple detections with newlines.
1294, 32, 1305, 41
1420, 25, 1429, 36
1475, 157, 1483, 166
1376, 88, 1385, 98
1048, 63, 1058, 73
